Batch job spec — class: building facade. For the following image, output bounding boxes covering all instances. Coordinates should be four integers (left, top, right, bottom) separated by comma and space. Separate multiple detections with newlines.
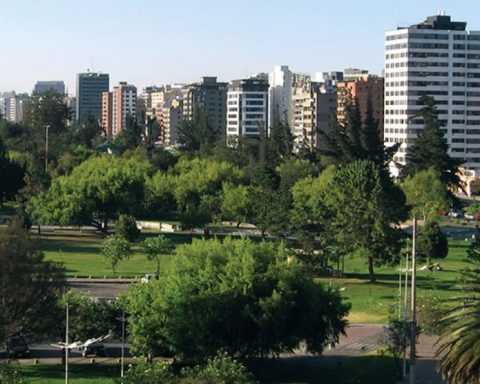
226, 78, 269, 138
183, 77, 228, 139
384, 14, 480, 173
101, 91, 113, 137
76, 72, 109, 123
337, 75, 384, 139
112, 82, 137, 136
268, 65, 293, 128
34, 81, 65, 95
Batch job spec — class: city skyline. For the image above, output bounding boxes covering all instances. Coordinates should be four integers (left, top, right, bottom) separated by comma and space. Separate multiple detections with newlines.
2, 0, 480, 94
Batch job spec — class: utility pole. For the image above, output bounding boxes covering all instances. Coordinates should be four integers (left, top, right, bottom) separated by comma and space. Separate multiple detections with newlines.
409, 217, 417, 384
117, 309, 126, 383
65, 304, 69, 384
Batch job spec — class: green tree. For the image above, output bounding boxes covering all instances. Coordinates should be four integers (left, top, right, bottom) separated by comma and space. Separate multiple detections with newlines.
114, 115, 144, 150
326, 160, 405, 283
115, 214, 141, 242
401, 167, 449, 223
142, 235, 173, 277
248, 166, 290, 236
0, 137, 25, 207
416, 221, 448, 266
125, 237, 349, 360
101, 234, 132, 273
275, 157, 316, 190
437, 228, 480, 383
58, 292, 113, 342
267, 116, 294, 165
401, 95, 461, 187
28, 155, 151, 232
26, 90, 71, 166
0, 219, 64, 344
177, 109, 216, 154
221, 183, 250, 227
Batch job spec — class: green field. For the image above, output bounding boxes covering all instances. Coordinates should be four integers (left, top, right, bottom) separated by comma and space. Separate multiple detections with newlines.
39, 229, 473, 323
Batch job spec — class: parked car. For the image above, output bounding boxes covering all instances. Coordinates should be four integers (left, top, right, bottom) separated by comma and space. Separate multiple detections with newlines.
6, 336, 30, 358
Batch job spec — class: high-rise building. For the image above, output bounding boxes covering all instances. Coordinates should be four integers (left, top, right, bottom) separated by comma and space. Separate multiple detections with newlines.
384, 14, 480, 174
269, 65, 293, 128
0, 92, 29, 123
161, 98, 183, 146
76, 72, 109, 123
183, 77, 228, 138
337, 75, 384, 139
101, 91, 113, 137
226, 78, 269, 138
112, 82, 137, 136
34, 81, 65, 95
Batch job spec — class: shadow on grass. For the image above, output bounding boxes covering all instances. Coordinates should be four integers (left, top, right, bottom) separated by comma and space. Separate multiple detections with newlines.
20, 364, 118, 382
248, 355, 398, 384
40, 240, 100, 254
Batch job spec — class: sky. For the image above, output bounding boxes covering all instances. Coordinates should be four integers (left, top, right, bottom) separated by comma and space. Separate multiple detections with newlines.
1, 0, 480, 95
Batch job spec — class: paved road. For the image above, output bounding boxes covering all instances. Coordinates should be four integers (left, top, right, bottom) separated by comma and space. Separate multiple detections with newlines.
67, 279, 133, 300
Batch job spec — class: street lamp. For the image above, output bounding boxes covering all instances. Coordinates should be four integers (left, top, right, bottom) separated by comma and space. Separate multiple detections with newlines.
45, 124, 50, 172
409, 217, 418, 384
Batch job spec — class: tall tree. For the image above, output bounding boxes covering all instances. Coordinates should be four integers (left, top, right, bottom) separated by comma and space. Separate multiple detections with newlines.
0, 219, 64, 343
401, 95, 461, 187
267, 116, 294, 165
326, 160, 405, 283
26, 90, 71, 165
177, 109, 215, 154
101, 234, 132, 273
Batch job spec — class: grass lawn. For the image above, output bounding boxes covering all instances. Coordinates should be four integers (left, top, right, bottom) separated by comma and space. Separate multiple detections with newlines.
39, 229, 473, 324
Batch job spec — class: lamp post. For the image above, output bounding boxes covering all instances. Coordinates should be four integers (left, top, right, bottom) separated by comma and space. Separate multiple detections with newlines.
409, 217, 417, 384
65, 304, 69, 384
45, 124, 50, 172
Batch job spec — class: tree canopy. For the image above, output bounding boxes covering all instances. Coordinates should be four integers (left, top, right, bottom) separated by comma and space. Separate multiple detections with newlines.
28, 155, 152, 231
0, 219, 64, 343
125, 237, 349, 360
401, 95, 461, 187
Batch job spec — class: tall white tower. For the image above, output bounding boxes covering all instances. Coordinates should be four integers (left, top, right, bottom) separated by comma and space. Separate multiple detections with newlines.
384, 14, 480, 175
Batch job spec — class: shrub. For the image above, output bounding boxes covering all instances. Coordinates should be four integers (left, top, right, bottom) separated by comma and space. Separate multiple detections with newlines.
115, 214, 140, 242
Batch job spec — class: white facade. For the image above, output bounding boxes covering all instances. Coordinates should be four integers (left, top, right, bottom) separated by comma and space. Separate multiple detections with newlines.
226, 78, 269, 138
384, 14, 480, 174
268, 65, 292, 128
112, 82, 137, 136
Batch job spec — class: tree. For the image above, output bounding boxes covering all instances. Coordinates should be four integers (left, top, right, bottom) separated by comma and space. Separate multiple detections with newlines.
221, 183, 250, 227
177, 109, 216, 154
401, 167, 449, 223
247, 166, 291, 236
416, 221, 448, 266
326, 160, 405, 283
142, 235, 173, 277
100, 234, 132, 273
26, 90, 72, 165
115, 214, 141, 242
319, 94, 397, 169
57, 292, 114, 342
0, 219, 64, 344
401, 95, 461, 187
28, 155, 151, 232
114, 115, 144, 150
437, 228, 480, 383
0, 137, 25, 207
126, 238, 349, 360
275, 157, 316, 190
267, 116, 294, 165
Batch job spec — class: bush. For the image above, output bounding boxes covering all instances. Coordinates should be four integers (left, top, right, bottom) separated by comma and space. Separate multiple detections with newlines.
124, 360, 175, 384
115, 214, 140, 242
417, 293, 446, 336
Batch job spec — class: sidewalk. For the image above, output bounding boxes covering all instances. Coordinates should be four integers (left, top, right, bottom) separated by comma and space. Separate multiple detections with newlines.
397, 335, 446, 384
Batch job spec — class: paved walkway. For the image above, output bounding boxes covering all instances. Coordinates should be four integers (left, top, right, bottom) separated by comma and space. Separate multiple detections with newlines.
397, 335, 446, 384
